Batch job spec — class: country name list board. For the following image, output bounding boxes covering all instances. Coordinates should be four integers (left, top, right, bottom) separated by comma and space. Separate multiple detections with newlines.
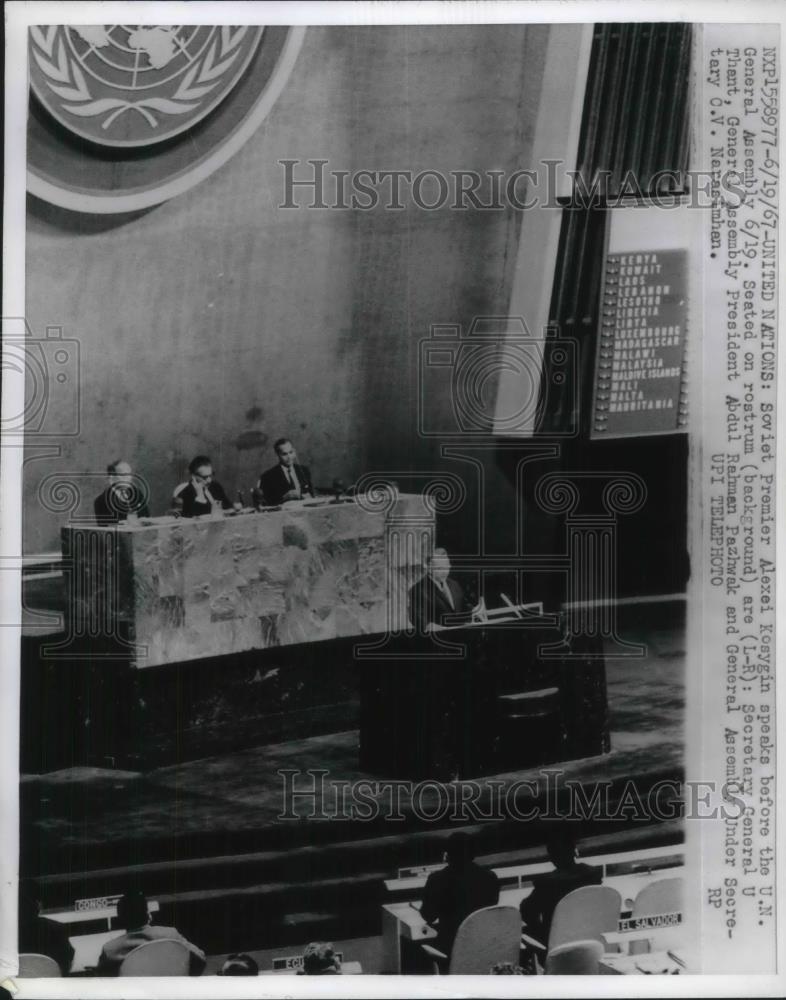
591, 248, 689, 438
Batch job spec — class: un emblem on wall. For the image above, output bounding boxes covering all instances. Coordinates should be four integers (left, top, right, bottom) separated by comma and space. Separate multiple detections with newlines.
30, 25, 263, 147
27, 23, 305, 213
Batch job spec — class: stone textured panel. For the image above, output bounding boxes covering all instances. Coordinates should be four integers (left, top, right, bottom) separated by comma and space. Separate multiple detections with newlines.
63, 495, 434, 667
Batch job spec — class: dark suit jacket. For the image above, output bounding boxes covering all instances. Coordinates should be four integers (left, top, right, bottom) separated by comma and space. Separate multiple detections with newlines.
520, 862, 603, 946
97, 924, 206, 976
258, 463, 312, 505
172, 480, 231, 518
408, 574, 468, 631
94, 486, 150, 525
421, 862, 500, 957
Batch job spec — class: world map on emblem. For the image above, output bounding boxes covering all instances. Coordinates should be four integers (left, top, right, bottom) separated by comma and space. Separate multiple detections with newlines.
29, 25, 265, 147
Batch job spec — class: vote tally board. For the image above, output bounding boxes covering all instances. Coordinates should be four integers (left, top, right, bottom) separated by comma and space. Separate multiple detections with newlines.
591, 249, 689, 438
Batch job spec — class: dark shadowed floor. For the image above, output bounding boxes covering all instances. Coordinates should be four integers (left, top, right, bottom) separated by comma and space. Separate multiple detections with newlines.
21, 613, 684, 864
18, 602, 685, 957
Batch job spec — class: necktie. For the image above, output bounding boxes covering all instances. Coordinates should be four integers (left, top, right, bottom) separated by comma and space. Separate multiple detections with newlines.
288, 466, 300, 492
441, 581, 454, 610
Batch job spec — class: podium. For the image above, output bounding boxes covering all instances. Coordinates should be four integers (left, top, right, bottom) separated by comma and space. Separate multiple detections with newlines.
59, 494, 434, 668
359, 617, 609, 779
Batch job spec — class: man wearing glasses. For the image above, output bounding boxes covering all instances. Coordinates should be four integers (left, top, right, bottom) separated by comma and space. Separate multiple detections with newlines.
172, 455, 232, 517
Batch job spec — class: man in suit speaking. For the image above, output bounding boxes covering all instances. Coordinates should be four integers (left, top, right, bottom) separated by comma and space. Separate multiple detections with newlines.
259, 437, 313, 505
408, 547, 470, 632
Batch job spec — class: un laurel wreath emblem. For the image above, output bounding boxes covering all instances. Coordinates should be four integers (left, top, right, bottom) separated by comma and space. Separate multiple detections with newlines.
30, 25, 263, 147
27, 24, 304, 212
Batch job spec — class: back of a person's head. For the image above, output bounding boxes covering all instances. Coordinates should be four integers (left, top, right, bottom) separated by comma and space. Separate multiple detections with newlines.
188, 454, 212, 475
219, 953, 258, 976
116, 890, 149, 930
301, 942, 340, 975
490, 961, 526, 974
445, 831, 475, 867
546, 829, 578, 868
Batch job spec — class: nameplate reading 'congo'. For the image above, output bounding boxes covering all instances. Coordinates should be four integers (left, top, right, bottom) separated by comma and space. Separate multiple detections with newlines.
29, 25, 263, 148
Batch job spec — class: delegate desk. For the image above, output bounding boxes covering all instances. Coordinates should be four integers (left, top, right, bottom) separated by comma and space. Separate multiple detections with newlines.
61, 494, 433, 668
43, 900, 159, 934
382, 869, 683, 974
69, 930, 122, 975
359, 617, 609, 779
599, 950, 688, 974
47, 900, 160, 975
70, 936, 365, 976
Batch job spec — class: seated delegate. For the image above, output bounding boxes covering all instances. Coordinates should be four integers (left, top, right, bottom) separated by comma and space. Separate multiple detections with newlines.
172, 455, 232, 518
520, 830, 602, 951
96, 890, 205, 976
258, 437, 313, 505
420, 832, 500, 967
298, 942, 341, 975
94, 459, 150, 524
217, 953, 258, 976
